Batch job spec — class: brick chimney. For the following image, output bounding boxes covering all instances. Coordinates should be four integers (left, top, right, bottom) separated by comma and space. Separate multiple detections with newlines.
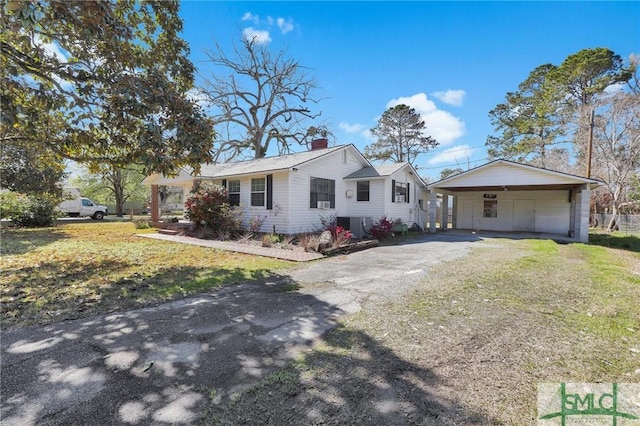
311, 138, 328, 150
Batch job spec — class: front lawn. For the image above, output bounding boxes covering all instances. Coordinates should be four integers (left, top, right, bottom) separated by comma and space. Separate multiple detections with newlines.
202, 234, 640, 424
0, 222, 292, 328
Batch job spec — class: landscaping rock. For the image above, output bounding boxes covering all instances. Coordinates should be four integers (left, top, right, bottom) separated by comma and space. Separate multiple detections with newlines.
317, 230, 333, 251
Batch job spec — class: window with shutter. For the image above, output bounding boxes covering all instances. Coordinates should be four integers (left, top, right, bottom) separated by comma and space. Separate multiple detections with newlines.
227, 180, 240, 206
251, 178, 265, 207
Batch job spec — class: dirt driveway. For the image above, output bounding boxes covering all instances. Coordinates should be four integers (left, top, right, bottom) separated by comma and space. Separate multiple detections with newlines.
1, 232, 491, 425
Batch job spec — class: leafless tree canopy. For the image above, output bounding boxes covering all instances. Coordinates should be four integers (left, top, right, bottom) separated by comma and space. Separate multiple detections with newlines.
591, 91, 640, 231
199, 38, 324, 161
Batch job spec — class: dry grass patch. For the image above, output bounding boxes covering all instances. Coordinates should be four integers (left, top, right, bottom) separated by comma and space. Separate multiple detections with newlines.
1, 222, 292, 328
201, 237, 640, 425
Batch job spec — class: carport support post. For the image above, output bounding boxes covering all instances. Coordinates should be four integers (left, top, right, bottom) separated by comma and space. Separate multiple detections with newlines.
151, 184, 160, 223
574, 184, 590, 243
451, 196, 457, 229
429, 190, 437, 233
441, 194, 449, 230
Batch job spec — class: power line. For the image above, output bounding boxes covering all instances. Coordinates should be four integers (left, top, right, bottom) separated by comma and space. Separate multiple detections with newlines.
418, 157, 491, 171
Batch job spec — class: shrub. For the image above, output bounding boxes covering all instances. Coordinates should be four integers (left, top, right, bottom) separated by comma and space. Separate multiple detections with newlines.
369, 215, 394, 240
318, 214, 337, 232
333, 226, 352, 247
280, 234, 295, 248
261, 233, 280, 247
248, 214, 268, 233
133, 218, 151, 229
298, 233, 321, 252
0, 191, 61, 227
318, 214, 352, 245
184, 183, 242, 236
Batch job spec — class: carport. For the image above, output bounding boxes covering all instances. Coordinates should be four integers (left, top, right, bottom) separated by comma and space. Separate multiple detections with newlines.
427, 160, 600, 243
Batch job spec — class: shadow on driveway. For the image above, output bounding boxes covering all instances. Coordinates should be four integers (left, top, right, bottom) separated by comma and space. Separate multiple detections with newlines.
2, 230, 511, 425
1, 267, 495, 425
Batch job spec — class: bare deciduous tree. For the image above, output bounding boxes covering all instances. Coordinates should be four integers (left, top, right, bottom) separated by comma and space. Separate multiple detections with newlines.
592, 91, 640, 231
200, 38, 324, 160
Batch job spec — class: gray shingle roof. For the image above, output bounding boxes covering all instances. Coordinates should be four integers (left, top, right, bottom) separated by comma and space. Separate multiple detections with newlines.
343, 162, 409, 179
374, 163, 407, 176
196, 145, 346, 178
343, 167, 379, 179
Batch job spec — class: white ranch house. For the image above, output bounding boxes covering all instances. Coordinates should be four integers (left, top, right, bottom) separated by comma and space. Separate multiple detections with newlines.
427, 160, 600, 243
145, 143, 599, 243
143, 142, 428, 238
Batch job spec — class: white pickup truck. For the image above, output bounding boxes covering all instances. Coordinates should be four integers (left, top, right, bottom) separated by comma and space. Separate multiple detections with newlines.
58, 188, 108, 220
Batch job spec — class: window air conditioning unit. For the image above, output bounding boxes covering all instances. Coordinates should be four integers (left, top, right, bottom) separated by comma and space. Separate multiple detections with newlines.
317, 201, 331, 209
395, 195, 405, 202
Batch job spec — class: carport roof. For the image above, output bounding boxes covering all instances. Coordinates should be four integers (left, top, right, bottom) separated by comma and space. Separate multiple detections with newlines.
428, 159, 601, 192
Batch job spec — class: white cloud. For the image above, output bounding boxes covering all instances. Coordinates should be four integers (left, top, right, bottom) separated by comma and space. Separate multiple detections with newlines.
242, 27, 271, 44
339, 122, 373, 141
387, 93, 465, 146
241, 12, 260, 25
277, 17, 294, 34
241, 13, 295, 41
427, 145, 474, 165
339, 122, 367, 133
431, 89, 466, 107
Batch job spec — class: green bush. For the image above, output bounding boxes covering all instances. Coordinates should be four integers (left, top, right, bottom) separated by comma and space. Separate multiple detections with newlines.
0, 191, 61, 227
133, 218, 151, 229
184, 183, 242, 236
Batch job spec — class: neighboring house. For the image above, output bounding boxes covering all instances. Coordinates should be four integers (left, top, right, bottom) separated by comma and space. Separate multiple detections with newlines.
143, 140, 428, 237
427, 159, 601, 242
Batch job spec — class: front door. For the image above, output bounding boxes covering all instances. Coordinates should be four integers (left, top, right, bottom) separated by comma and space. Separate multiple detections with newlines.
513, 199, 535, 232
459, 200, 474, 229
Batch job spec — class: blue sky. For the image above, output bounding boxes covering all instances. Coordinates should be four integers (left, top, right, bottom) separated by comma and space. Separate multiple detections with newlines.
178, 1, 640, 181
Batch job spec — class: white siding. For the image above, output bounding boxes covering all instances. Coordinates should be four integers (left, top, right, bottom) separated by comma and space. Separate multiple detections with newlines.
455, 190, 571, 234
207, 174, 289, 233
287, 149, 366, 233
344, 179, 385, 219
438, 162, 589, 188
382, 169, 427, 226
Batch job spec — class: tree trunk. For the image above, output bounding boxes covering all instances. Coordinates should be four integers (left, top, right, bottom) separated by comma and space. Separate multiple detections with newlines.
113, 169, 125, 217
605, 185, 623, 232
606, 207, 618, 232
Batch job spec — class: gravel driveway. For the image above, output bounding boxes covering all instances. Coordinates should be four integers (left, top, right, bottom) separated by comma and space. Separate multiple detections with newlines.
1, 232, 488, 425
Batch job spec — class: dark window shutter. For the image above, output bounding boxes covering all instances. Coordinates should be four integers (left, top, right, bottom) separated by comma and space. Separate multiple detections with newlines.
407, 182, 410, 203
266, 174, 273, 210
391, 179, 396, 203
221, 179, 227, 188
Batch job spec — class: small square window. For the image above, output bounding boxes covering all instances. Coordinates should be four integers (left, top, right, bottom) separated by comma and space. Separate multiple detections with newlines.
357, 181, 370, 201
483, 200, 497, 218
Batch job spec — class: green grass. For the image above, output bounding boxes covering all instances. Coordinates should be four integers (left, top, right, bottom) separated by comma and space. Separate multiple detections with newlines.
589, 230, 640, 253
0, 222, 292, 328
197, 236, 640, 424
